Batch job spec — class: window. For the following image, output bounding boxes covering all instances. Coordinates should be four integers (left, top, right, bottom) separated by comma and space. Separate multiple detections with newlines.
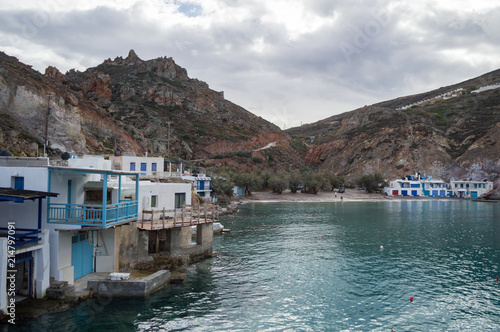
152, 163, 157, 172
410, 184, 420, 188
151, 195, 158, 208
130, 162, 136, 171
141, 163, 147, 172
174, 193, 186, 208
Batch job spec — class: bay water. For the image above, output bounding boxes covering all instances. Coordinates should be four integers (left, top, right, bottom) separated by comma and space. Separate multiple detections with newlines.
8, 200, 500, 331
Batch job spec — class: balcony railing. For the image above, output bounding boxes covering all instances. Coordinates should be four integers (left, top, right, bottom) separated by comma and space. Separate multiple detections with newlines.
0, 228, 42, 247
48, 200, 138, 228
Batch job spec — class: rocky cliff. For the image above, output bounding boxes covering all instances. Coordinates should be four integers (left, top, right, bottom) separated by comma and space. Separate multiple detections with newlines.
0, 50, 302, 170
286, 69, 500, 182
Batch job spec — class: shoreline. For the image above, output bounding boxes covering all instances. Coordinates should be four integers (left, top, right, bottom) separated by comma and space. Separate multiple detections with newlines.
239, 189, 462, 204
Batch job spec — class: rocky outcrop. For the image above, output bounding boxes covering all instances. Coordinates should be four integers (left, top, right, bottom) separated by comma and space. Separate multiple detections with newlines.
0, 50, 299, 170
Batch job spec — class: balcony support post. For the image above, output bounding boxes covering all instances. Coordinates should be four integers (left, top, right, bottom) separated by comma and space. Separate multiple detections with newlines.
102, 173, 108, 228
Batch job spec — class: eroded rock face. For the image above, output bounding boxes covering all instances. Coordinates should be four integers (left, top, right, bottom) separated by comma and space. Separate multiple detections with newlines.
0, 50, 300, 169
290, 73, 500, 181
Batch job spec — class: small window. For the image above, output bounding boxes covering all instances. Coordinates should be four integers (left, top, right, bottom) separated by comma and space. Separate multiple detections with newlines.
152, 163, 157, 172
141, 163, 147, 172
151, 195, 158, 208
175, 193, 186, 209
130, 162, 136, 171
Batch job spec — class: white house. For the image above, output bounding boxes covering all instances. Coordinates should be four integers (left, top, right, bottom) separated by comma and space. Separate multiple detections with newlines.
110, 154, 164, 176
45, 156, 140, 284
384, 177, 425, 197
137, 181, 192, 221
450, 180, 494, 198
0, 157, 57, 315
421, 178, 451, 197
182, 174, 212, 199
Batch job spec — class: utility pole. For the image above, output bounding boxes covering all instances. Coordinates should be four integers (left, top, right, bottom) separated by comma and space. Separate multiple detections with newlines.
166, 121, 172, 157
44, 93, 54, 157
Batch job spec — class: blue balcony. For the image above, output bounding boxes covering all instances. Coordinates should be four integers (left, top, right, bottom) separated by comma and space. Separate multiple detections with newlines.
48, 200, 138, 228
47, 166, 140, 229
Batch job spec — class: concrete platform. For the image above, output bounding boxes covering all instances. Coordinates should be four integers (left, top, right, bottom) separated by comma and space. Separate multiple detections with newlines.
87, 270, 171, 297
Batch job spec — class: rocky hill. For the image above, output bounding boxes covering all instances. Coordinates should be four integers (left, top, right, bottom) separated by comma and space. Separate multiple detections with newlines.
0, 50, 302, 170
2, 49, 500, 183
286, 69, 500, 182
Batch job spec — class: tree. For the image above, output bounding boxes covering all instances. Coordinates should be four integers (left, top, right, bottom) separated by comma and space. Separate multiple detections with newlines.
210, 173, 234, 198
288, 170, 302, 193
269, 173, 289, 194
327, 174, 344, 191
355, 173, 387, 193
233, 172, 262, 196
303, 172, 330, 194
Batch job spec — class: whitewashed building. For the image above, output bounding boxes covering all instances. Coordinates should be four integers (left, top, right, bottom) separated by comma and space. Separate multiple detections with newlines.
182, 174, 212, 199
421, 178, 451, 197
450, 180, 494, 198
136, 180, 192, 221
0, 157, 56, 314
384, 177, 426, 197
45, 156, 140, 283
110, 154, 164, 176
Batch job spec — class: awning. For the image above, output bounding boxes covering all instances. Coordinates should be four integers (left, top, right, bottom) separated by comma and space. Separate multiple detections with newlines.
0, 187, 59, 202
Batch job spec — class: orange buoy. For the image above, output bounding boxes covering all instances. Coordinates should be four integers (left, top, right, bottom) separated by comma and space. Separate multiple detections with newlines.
377, 230, 380, 234
410, 296, 414, 302
497, 276, 499, 281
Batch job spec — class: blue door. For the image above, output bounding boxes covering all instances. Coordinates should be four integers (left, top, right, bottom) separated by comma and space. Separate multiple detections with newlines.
411, 190, 418, 196
72, 233, 93, 280
401, 190, 408, 196
199, 180, 205, 191
471, 191, 478, 199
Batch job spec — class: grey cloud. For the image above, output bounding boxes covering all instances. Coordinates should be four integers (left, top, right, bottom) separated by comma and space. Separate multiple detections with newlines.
1, 1, 500, 127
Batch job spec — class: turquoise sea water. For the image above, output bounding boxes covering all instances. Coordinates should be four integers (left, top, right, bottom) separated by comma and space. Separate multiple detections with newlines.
6, 201, 500, 331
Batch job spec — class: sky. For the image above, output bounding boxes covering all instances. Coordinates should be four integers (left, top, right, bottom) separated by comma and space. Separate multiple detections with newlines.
1, 0, 500, 129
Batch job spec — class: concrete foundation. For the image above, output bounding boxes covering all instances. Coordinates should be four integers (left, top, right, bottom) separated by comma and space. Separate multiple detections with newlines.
165, 223, 213, 256
87, 270, 171, 297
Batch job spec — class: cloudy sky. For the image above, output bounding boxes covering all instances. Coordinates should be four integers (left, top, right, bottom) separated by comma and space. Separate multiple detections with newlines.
1, 0, 500, 129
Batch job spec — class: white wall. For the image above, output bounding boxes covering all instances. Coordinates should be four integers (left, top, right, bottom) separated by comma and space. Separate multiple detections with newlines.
110, 155, 164, 175
0, 167, 49, 229
33, 230, 50, 298
95, 229, 115, 272
56, 231, 74, 284
138, 181, 192, 218
68, 155, 111, 170
0, 238, 7, 315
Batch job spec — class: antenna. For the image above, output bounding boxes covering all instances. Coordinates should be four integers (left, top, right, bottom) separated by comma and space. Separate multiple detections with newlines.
166, 121, 172, 157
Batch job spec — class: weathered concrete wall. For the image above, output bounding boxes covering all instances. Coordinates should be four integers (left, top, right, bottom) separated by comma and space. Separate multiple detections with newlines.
196, 223, 213, 252
164, 222, 213, 256
115, 223, 154, 270
115, 223, 139, 271
180, 226, 192, 247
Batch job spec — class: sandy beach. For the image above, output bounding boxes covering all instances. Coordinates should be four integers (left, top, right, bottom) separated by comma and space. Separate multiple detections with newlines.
239, 189, 455, 203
